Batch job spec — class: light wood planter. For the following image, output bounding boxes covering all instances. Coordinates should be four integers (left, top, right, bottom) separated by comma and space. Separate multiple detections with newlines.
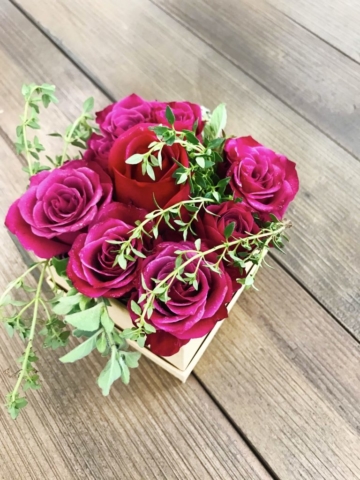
48, 267, 248, 382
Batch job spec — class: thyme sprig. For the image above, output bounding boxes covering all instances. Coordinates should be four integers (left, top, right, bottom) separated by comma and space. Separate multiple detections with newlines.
110, 197, 216, 269
15, 83, 58, 176
130, 220, 291, 330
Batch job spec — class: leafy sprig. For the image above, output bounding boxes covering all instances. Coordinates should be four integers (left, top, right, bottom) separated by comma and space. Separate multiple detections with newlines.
124, 104, 229, 199
15, 83, 58, 176
47, 96, 96, 167
130, 219, 291, 329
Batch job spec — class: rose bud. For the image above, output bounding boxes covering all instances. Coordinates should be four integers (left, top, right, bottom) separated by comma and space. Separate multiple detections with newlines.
225, 136, 299, 219
129, 241, 233, 356
96, 94, 152, 139
67, 203, 148, 298
151, 101, 204, 134
108, 123, 190, 211
5, 160, 112, 259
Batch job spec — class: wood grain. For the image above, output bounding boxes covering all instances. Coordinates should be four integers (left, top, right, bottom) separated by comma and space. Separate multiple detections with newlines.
0, 135, 270, 480
7, 0, 360, 337
195, 257, 360, 479
265, 0, 360, 64
150, 0, 360, 159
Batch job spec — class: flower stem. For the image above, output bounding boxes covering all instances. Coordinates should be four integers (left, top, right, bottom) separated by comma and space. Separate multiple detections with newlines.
0, 261, 46, 306
10, 260, 49, 403
22, 85, 39, 176
138, 221, 290, 325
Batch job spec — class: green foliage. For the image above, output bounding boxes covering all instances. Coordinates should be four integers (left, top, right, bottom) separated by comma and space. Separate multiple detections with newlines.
59, 330, 100, 363
16, 84, 58, 176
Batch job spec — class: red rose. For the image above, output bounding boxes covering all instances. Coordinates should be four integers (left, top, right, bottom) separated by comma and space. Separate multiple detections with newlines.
225, 136, 299, 219
196, 201, 260, 247
108, 123, 190, 210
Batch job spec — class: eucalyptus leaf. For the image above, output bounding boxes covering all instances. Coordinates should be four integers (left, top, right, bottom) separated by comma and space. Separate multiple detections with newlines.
59, 330, 100, 363
65, 303, 103, 331
97, 350, 122, 396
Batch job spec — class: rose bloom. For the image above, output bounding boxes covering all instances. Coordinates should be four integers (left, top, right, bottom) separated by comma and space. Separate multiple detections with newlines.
196, 201, 260, 291
225, 136, 299, 219
196, 201, 260, 247
151, 100, 203, 134
129, 241, 233, 356
67, 203, 147, 298
83, 133, 112, 172
96, 94, 152, 139
108, 123, 190, 210
5, 160, 112, 259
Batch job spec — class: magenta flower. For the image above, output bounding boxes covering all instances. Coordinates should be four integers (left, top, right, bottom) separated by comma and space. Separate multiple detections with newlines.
96, 94, 152, 139
151, 100, 204, 134
67, 203, 148, 298
225, 136, 299, 219
5, 160, 112, 259
83, 133, 113, 172
129, 241, 233, 356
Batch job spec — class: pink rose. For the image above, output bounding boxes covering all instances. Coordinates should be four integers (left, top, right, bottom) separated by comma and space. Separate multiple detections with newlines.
225, 136, 299, 219
83, 133, 113, 172
96, 94, 152, 139
5, 160, 112, 258
151, 101, 203, 134
67, 203, 148, 298
129, 241, 233, 356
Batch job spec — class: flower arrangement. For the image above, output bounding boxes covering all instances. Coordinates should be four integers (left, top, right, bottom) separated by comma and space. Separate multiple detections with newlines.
1, 85, 299, 418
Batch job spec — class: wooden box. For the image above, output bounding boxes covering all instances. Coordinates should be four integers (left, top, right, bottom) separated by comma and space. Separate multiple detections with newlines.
48, 267, 247, 382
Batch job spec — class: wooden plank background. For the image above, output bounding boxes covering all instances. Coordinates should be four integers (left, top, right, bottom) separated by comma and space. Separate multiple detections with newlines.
1, 0, 360, 478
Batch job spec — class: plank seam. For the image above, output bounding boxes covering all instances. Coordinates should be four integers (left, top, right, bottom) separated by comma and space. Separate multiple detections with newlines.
147, 0, 360, 164
268, 4, 360, 68
193, 372, 280, 480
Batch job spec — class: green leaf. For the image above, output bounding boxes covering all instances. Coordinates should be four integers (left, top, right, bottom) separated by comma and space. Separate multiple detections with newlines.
195, 156, 205, 168
97, 350, 122, 396
100, 309, 114, 333
210, 103, 227, 138
195, 238, 201, 250
65, 303, 103, 331
119, 358, 130, 385
59, 330, 100, 363
123, 351, 141, 368
165, 105, 175, 125
52, 256, 69, 277
207, 137, 225, 150
72, 329, 98, 338
125, 154, 143, 165
183, 130, 199, 145
146, 163, 155, 181
96, 333, 107, 354
21, 84, 30, 97
83, 97, 94, 114
131, 300, 142, 316
224, 222, 235, 240
52, 294, 83, 315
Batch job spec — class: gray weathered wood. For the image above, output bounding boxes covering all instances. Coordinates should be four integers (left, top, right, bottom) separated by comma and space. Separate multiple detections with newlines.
265, 0, 360, 64
150, 0, 360, 158
195, 257, 360, 479
7, 0, 360, 337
